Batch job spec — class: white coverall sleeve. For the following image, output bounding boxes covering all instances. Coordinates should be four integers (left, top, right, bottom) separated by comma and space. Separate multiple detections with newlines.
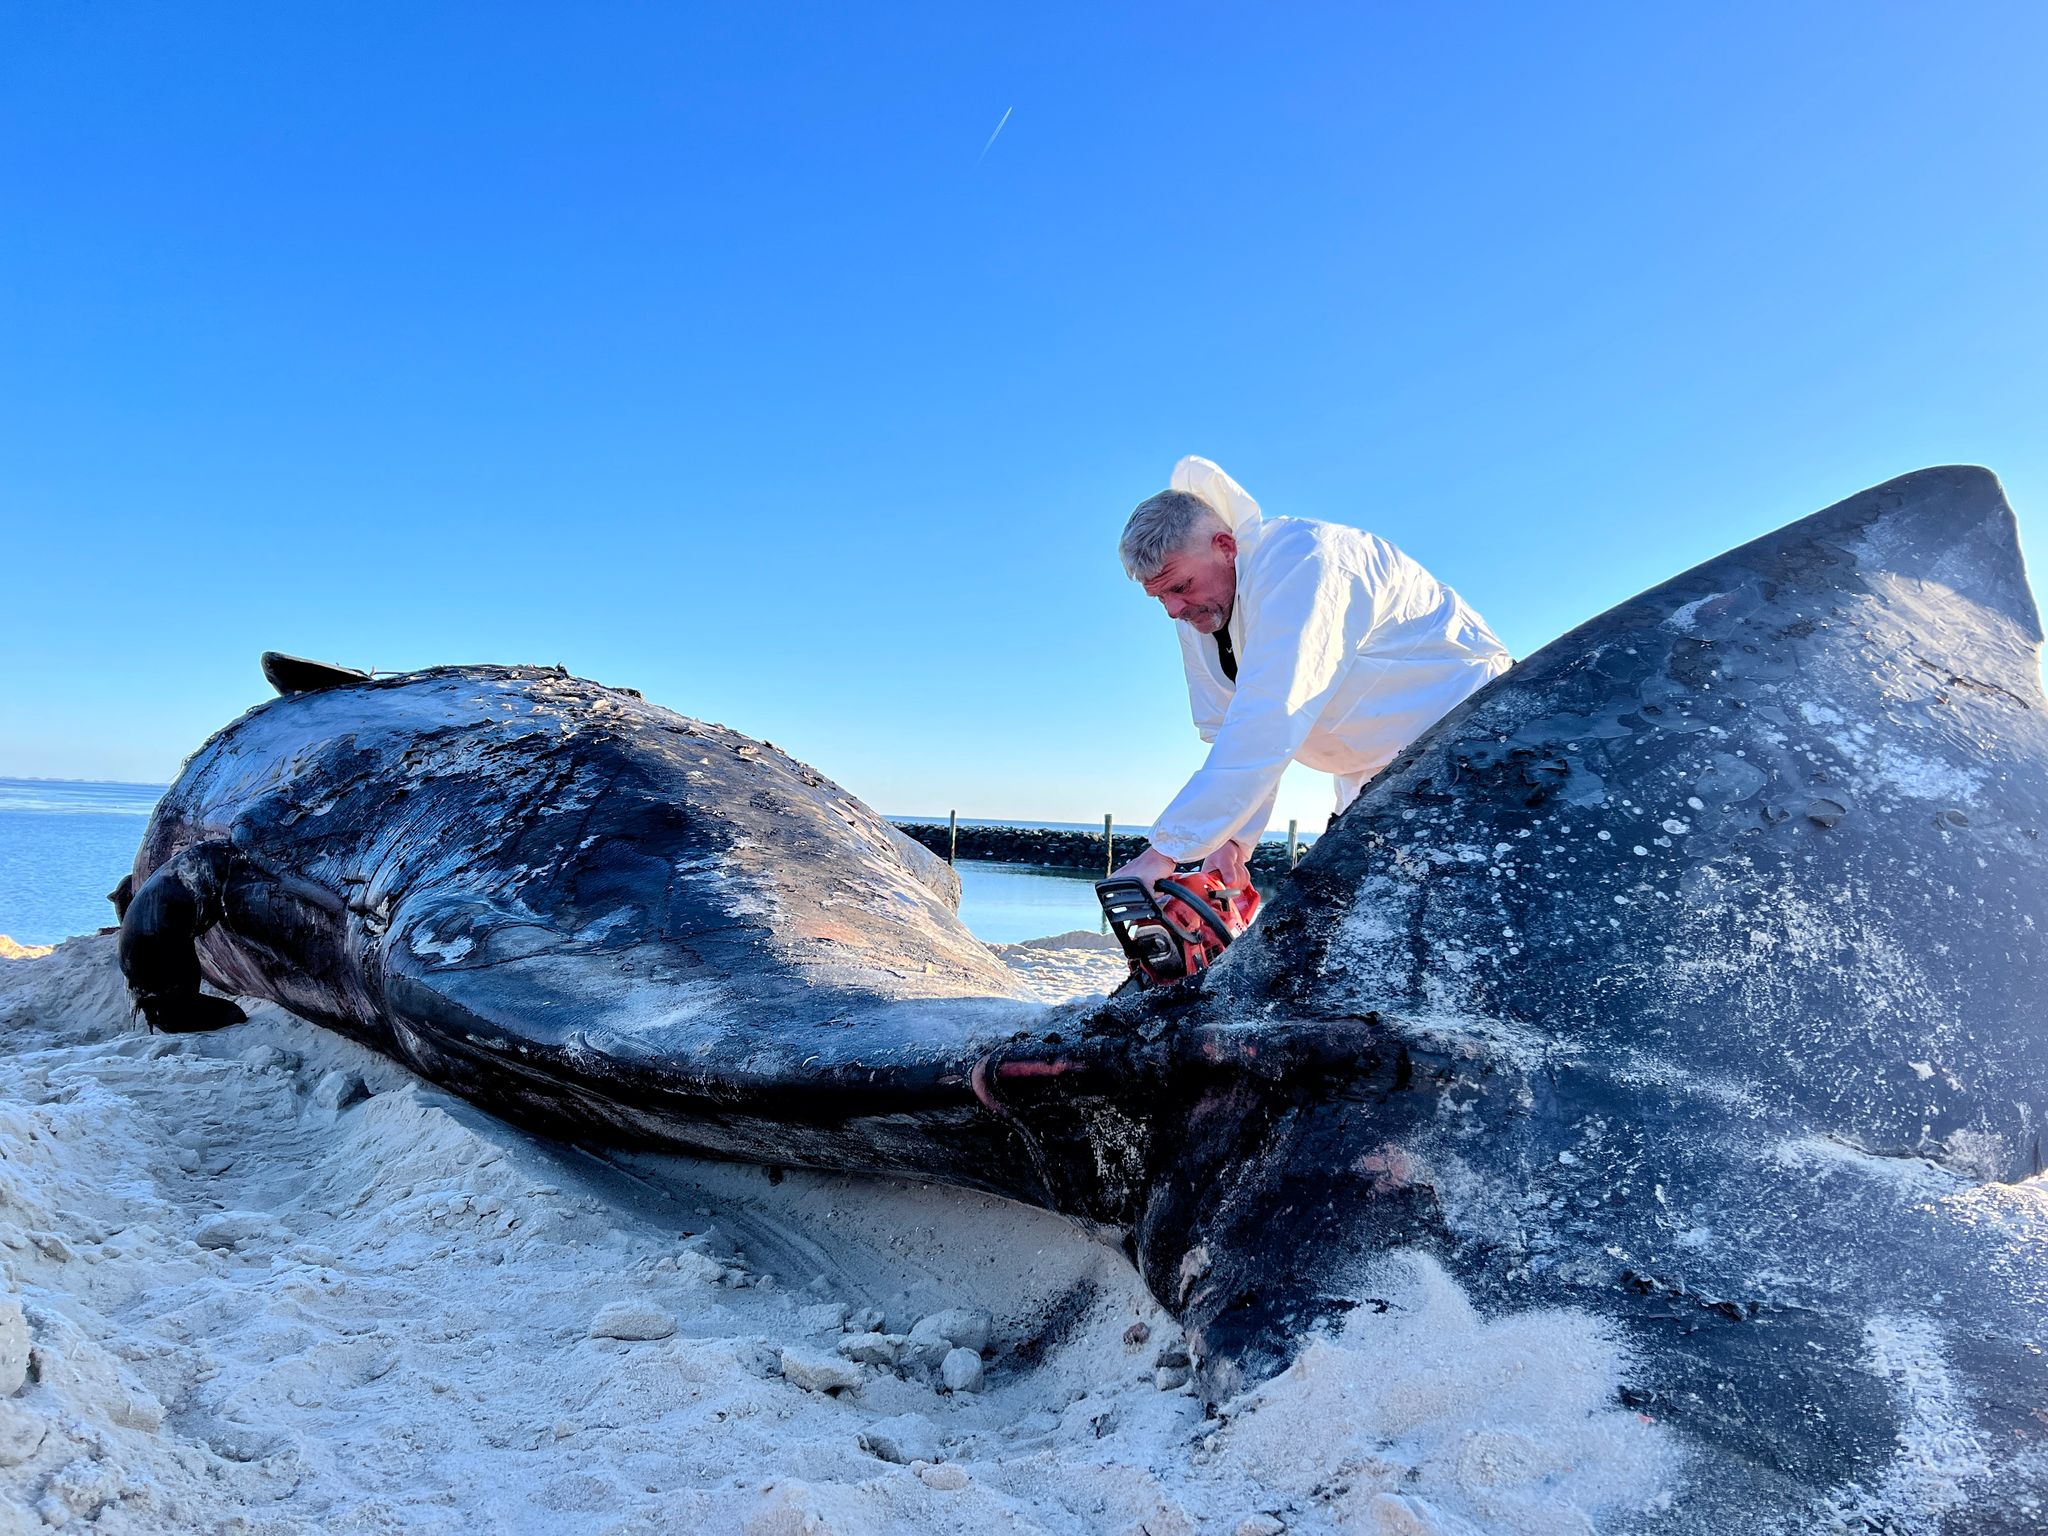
1148, 546, 1381, 862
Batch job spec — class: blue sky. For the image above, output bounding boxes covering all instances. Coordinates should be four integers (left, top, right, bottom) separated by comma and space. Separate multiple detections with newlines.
5, 3, 2045, 832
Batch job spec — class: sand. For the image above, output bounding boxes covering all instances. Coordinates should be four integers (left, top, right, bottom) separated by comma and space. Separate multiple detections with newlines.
0, 933, 1675, 1534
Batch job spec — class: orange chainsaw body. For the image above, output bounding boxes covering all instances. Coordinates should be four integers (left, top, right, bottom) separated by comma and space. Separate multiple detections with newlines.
1095, 870, 1262, 989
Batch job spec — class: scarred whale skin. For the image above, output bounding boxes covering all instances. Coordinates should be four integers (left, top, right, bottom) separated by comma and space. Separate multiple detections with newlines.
119, 668, 1073, 1181
1121, 464, 2048, 1527
119, 466, 2048, 1530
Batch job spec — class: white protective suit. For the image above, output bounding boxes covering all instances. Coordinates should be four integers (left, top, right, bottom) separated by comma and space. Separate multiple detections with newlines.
1147, 457, 1513, 862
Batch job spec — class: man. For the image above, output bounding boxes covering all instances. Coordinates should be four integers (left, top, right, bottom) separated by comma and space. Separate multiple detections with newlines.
1112, 456, 1512, 891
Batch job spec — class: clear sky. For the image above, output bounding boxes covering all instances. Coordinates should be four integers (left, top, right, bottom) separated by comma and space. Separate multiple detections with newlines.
5, 3, 2045, 834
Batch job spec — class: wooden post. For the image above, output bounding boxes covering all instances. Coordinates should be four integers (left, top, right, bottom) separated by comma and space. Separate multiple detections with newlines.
1104, 814, 1115, 878
947, 810, 957, 865
1288, 819, 1300, 867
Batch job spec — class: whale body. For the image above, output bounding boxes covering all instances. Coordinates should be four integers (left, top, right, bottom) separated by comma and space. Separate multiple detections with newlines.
119, 466, 2048, 1529
1147, 464, 2048, 1527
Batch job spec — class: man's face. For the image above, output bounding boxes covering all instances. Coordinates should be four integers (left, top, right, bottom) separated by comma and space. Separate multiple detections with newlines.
1141, 530, 1238, 634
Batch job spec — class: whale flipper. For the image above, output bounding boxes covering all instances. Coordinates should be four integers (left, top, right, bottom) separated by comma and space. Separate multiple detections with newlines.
261, 652, 370, 696
118, 843, 249, 1033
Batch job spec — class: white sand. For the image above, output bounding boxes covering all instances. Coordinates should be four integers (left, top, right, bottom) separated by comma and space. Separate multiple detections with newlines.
0, 934, 1675, 1534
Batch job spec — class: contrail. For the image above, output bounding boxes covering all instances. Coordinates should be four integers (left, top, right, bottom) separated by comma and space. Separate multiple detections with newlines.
976, 106, 1013, 166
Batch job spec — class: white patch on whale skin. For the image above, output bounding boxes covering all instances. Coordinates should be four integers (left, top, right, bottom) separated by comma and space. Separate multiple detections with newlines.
572, 908, 637, 944
1397, 1011, 1554, 1074
1648, 877, 1967, 1100
1827, 1316, 1993, 1528
701, 836, 784, 922
1663, 594, 1723, 634
1825, 728, 1989, 806
1940, 1127, 2017, 1183
408, 931, 474, 964
1764, 1136, 1964, 1194
1319, 864, 1567, 1076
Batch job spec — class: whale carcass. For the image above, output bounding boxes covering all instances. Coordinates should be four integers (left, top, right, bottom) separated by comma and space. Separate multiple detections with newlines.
118, 466, 2048, 1528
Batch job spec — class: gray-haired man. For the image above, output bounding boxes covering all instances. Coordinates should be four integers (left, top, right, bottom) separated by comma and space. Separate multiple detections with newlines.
1112, 456, 1511, 891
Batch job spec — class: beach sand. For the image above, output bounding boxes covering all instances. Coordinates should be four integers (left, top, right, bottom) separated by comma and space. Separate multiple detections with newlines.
0, 932, 1673, 1534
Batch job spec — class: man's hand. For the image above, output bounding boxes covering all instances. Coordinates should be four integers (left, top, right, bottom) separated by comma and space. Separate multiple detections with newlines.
1110, 846, 1179, 894
1200, 839, 1250, 887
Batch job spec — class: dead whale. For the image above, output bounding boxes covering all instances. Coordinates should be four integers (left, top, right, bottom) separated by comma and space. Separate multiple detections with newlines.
1111, 463, 2048, 1527
117, 466, 2048, 1529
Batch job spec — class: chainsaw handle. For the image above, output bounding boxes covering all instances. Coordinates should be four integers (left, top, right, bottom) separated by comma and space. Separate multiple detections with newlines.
1154, 876, 1242, 953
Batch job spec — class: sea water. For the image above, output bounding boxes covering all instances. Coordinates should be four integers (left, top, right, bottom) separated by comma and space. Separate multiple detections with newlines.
893, 814, 1314, 944
0, 779, 1112, 949
949, 860, 1106, 944
0, 779, 162, 947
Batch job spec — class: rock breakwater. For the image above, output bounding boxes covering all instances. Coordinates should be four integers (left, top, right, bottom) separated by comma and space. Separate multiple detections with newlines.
888, 823, 1307, 881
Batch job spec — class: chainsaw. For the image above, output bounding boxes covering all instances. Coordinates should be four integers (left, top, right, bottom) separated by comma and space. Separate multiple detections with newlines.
1094, 870, 1262, 990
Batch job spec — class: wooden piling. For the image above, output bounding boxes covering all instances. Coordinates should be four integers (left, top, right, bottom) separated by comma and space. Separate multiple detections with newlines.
1288, 819, 1299, 866
1104, 814, 1115, 878
948, 810, 957, 865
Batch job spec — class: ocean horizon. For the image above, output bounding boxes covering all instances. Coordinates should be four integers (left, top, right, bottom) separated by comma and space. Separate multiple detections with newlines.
1, 777, 1168, 948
